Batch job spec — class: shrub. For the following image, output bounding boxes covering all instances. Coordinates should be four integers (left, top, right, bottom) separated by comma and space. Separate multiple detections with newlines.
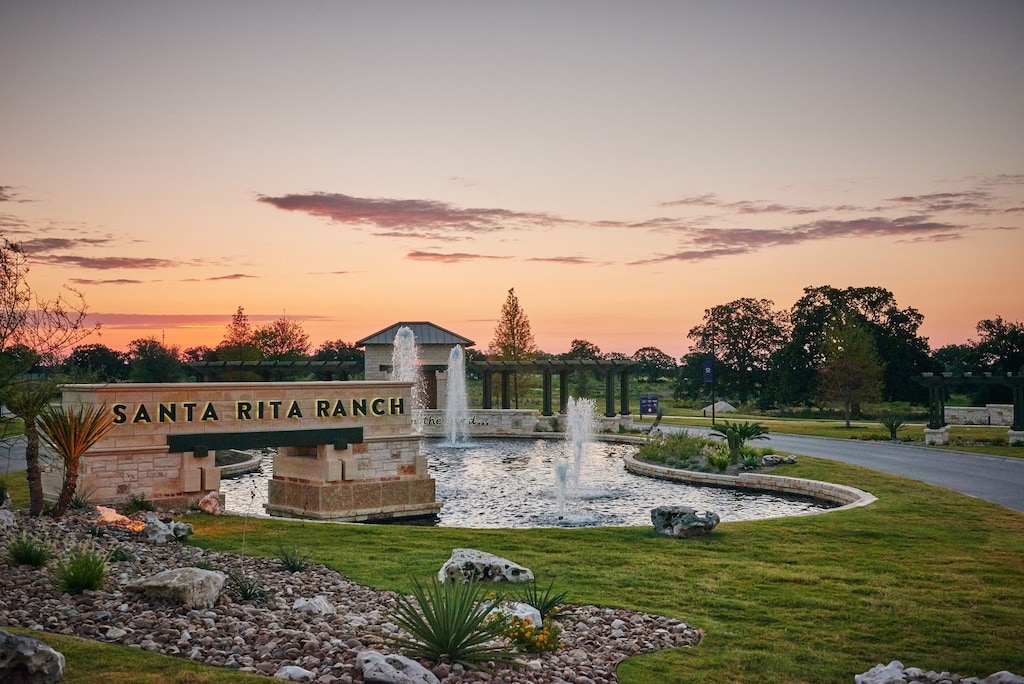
6, 531, 52, 567
0, 480, 8, 504
387, 578, 515, 670
275, 543, 312, 572
741, 452, 761, 470
69, 487, 95, 511
55, 542, 108, 594
636, 431, 709, 468
492, 613, 563, 653
506, 579, 567, 622
123, 492, 156, 515
704, 444, 731, 472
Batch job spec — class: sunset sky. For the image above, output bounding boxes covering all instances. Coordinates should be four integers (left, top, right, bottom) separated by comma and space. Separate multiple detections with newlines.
2, 1, 1022, 360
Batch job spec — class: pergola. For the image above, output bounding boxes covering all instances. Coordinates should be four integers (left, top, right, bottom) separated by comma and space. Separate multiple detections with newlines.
470, 359, 637, 417
185, 360, 359, 382
913, 372, 1024, 431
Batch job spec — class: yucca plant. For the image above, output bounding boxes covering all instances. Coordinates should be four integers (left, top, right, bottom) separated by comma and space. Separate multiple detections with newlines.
387, 578, 515, 670
879, 415, 907, 441
274, 543, 313, 572
37, 403, 115, 519
55, 541, 108, 594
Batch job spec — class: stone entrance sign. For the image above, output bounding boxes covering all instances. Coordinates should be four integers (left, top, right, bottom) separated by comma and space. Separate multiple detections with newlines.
46, 381, 440, 522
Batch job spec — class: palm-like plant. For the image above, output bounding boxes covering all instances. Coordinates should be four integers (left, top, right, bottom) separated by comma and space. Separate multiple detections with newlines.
710, 420, 769, 464
37, 403, 114, 519
879, 415, 907, 441
387, 578, 515, 670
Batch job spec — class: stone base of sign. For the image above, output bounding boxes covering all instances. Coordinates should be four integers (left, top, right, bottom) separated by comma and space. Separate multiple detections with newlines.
264, 436, 439, 522
1008, 430, 1024, 446
923, 426, 951, 446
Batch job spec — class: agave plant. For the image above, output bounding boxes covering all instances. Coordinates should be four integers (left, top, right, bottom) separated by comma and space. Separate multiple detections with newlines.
879, 415, 907, 441
387, 578, 515, 670
37, 403, 115, 519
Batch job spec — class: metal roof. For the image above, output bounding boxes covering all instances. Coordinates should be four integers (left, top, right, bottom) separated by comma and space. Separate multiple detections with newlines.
355, 322, 475, 347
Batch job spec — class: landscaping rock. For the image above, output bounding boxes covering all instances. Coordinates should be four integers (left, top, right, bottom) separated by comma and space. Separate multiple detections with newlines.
126, 567, 225, 608
493, 600, 542, 628
292, 595, 336, 615
855, 661, 1024, 684
0, 629, 65, 684
651, 505, 720, 538
142, 513, 193, 543
762, 454, 797, 466
198, 492, 222, 515
438, 548, 534, 583
356, 650, 440, 684
274, 664, 315, 681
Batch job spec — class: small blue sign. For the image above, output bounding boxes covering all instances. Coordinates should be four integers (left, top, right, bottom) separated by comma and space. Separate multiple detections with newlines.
702, 357, 714, 384
639, 395, 659, 415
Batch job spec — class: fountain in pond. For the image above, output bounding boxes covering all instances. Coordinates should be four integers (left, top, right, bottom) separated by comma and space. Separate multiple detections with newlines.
556, 397, 597, 520
391, 326, 425, 410
444, 345, 469, 445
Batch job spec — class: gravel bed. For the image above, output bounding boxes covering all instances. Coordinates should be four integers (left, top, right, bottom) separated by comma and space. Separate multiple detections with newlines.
1, 511, 702, 683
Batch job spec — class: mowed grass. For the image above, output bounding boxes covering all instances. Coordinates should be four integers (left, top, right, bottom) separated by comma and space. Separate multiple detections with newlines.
655, 413, 1024, 458
4, 457, 1024, 683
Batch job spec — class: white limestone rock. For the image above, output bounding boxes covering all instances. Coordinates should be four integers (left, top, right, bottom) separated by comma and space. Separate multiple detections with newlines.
356, 650, 440, 684
0, 629, 65, 684
274, 664, 315, 681
143, 513, 193, 543
855, 661, 907, 684
492, 600, 542, 627
126, 567, 226, 608
293, 595, 336, 615
437, 548, 534, 584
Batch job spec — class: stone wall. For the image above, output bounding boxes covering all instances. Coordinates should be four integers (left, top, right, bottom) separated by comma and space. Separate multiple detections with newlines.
944, 404, 1013, 426
417, 409, 634, 438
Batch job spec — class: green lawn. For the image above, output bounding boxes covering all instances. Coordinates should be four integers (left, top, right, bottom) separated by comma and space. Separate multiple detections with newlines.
3, 454, 1024, 683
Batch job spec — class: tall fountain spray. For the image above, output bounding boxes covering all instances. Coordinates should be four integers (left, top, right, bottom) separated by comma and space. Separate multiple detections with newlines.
556, 396, 596, 518
391, 326, 425, 410
444, 345, 469, 445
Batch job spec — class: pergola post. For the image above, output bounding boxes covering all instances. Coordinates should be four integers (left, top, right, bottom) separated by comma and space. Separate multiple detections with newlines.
542, 370, 553, 416
559, 371, 570, 413
501, 371, 512, 410
605, 372, 615, 417
619, 370, 630, 415
482, 372, 492, 409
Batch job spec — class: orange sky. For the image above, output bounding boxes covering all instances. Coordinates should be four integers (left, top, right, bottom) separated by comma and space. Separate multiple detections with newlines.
2, 2, 1022, 359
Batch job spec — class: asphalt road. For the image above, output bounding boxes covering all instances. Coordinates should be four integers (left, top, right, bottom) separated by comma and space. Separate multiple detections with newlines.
663, 424, 1024, 513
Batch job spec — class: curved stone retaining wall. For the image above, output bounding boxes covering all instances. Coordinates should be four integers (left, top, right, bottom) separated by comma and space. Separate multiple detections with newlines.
623, 453, 876, 516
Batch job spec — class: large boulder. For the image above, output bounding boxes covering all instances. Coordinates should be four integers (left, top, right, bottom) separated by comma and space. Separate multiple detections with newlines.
356, 650, 440, 684
126, 567, 225, 608
437, 548, 534, 584
651, 506, 720, 538
0, 629, 65, 684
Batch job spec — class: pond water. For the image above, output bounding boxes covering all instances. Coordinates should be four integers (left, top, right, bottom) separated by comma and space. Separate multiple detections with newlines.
220, 438, 832, 527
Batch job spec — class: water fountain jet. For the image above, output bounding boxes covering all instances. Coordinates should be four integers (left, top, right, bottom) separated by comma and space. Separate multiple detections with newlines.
444, 345, 469, 445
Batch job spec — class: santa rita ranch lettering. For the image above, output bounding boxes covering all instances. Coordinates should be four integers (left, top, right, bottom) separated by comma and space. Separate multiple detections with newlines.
112, 397, 406, 424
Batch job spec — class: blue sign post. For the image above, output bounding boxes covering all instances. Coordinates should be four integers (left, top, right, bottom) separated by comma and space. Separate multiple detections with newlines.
703, 356, 716, 425
640, 395, 659, 416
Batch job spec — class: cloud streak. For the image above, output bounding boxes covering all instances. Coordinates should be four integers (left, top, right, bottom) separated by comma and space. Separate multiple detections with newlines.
406, 251, 511, 263
258, 192, 567, 237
